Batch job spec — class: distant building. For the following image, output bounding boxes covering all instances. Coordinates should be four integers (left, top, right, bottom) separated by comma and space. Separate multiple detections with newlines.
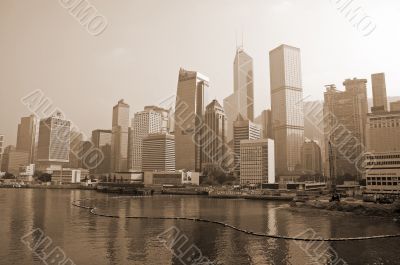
130, 109, 162, 171
142, 133, 175, 172
111, 100, 130, 172
270, 44, 305, 175
390, 100, 400, 112
37, 114, 71, 168
68, 131, 83, 169
1, 146, 29, 176
144, 171, 200, 186
224, 47, 254, 141
240, 139, 275, 185
371, 73, 388, 113
202, 100, 227, 173
254, 109, 273, 139
52, 168, 89, 184
175, 68, 208, 171
91, 129, 112, 174
366, 111, 400, 152
0, 134, 4, 169
16, 115, 36, 164
301, 140, 322, 174
233, 115, 261, 174
365, 152, 400, 194
323, 79, 368, 179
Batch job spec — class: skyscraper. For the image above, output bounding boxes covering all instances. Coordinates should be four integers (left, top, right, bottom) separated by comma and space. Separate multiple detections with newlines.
92, 129, 112, 174
37, 113, 71, 167
111, 99, 130, 172
233, 115, 261, 174
366, 111, 400, 152
68, 131, 83, 169
323, 78, 368, 179
16, 115, 36, 164
130, 109, 161, 171
175, 68, 209, 172
142, 133, 175, 172
224, 47, 254, 141
371, 73, 388, 113
202, 100, 227, 173
269, 44, 305, 175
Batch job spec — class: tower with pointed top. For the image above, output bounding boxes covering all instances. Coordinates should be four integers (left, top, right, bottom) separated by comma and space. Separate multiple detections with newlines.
111, 99, 130, 172
224, 47, 255, 142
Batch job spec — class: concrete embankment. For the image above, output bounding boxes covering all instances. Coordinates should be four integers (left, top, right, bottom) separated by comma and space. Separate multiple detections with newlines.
291, 199, 400, 218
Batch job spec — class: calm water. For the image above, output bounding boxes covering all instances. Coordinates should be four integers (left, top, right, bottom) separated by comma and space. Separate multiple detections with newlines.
0, 189, 399, 265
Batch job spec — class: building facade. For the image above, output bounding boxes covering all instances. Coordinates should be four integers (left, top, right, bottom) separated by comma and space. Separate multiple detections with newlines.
142, 133, 175, 172
233, 115, 261, 174
0, 134, 4, 169
130, 109, 162, 171
37, 114, 71, 167
111, 100, 130, 172
202, 100, 227, 173
323, 79, 368, 179
144, 106, 171, 133
269, 44, 305, 175
390, 100, 400, 112
365, 152, 400, 194
240, 139, 275, 185
175, 68, 208, 172
224, 47, 254, 141
301, 140, 322, 174
16, 115, 36, 164
1, 146, 29, 176
366, 111, 400, 153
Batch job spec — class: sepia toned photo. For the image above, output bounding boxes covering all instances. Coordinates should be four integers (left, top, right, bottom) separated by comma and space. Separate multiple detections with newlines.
0, 1, 399, 264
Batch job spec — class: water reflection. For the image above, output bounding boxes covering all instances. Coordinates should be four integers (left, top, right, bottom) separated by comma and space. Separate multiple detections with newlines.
0, 190, 399, 265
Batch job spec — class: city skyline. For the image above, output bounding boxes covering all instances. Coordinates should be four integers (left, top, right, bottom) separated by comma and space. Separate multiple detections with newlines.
2, 0, 400, 146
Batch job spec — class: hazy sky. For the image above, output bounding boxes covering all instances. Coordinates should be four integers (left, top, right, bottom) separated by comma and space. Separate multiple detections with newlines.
1, 0, 400, 146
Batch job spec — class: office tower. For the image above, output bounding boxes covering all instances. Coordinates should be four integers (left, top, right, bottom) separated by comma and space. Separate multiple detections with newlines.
111, 99, 130, 172
37, 113, 71, 167
301, 140, 322, 174
254, 109, 273, 139
175, 68, 209, 172
233, 115, 261, 174
1, 145, 29, 176
269, 44, 305, 175
240, 139, 275, 185
365, 152, 400, 193
130, 109, 162, 171
142, 133, 175, 172
0, 134, 4, 168
144, 106, 171, 133
371, 73, 388, 113
391, 101, 400, 112
91, 129, 112, 174
16, 115, 36, 164
202, 100, 227, 172
224, 47, 254, 141
323, 79, 368, 179
366, 112, 400, 152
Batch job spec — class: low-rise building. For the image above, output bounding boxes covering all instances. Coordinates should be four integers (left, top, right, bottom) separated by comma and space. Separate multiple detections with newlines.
239, 139, 275, 185
364, 152, 400, 194
144, 171, 200, 186
108, 172, 143, 183
52, 168, 89, 184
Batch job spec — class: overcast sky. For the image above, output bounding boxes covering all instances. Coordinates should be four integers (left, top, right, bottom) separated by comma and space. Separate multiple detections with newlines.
1, 0, 400, 146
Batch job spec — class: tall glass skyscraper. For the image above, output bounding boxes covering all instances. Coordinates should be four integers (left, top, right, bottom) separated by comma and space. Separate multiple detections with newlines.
224, 47, 254, 141
175, 68, 209, 172
269, 44, 305, 175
